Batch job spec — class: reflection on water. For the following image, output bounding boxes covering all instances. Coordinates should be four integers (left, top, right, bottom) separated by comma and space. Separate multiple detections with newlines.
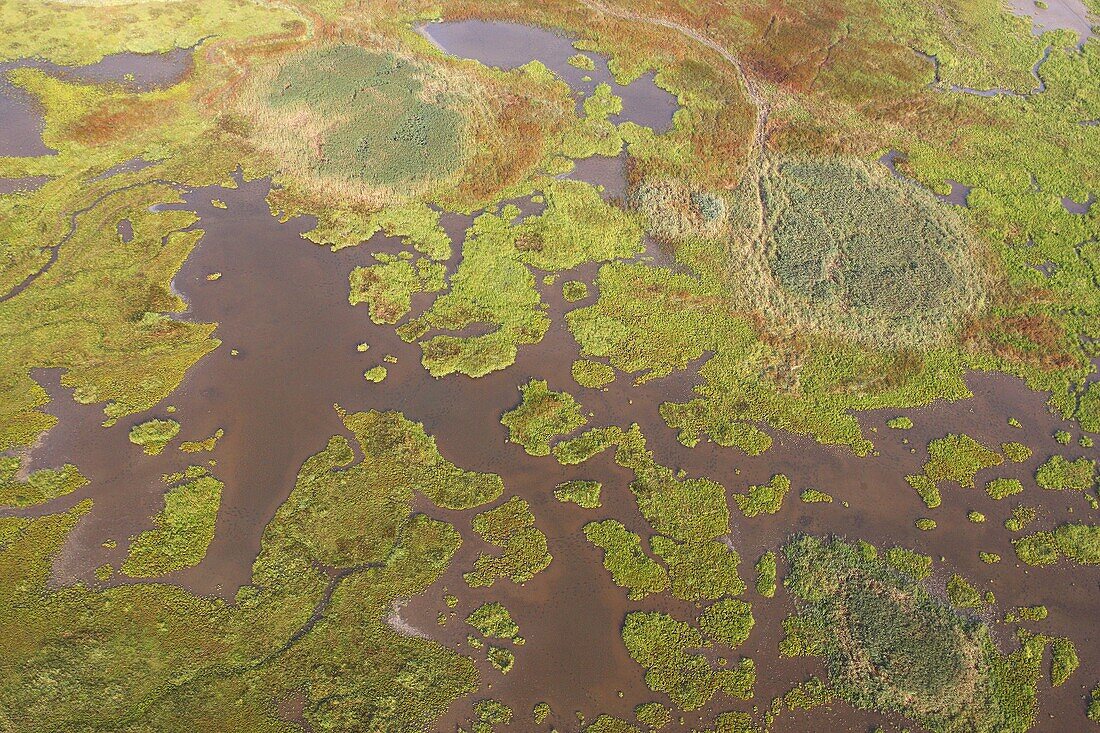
422, 20, 679, 131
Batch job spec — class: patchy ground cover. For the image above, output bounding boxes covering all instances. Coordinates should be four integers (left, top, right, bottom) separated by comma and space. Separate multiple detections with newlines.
1, 0, 1099, 729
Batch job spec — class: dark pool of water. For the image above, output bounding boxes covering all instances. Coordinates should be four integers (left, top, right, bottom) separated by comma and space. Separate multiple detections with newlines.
10, 173, 1096, 732
421, 20, 679, 132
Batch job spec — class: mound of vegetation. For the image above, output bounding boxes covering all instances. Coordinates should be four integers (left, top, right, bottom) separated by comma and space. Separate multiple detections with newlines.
267, 46, 464, 187
758, 157, 984, 346
781, 535, 1044, 732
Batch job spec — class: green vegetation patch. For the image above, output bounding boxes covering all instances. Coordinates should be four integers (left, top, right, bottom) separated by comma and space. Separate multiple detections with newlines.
734, 474, 791, 517
0, 457, 86, 508
465, 496, 552, 586
128, 418, 181, 455
634, 702, 670, 729
562, 280, 589, 302
759, 157, 984, 346
698, 598, 754, 648
650, 536, 745, 602
884, 546, 933, 581
349, 255, 445, 324
782, 536, 1044, 732
1035, 455, 1096, 492
584, 519, 669, 600
363, 365, 388, 383
269, 46, 463, 186
924, 434, 1004, 488
179, 428, 223, 453
1005, 505, 1038, 533
1001, 442, 1032, 463
554, 479, 602, 508
486, 645, 515, 674
501, 379, 587, 456
1050, 637, 1078, 687
755, 551, 777, 597
1005, 606, 1047, 622
947, 574, 985, 609
800, 488, 833, 504
887, 416, 914, 430
0, 408, 494, 731
121, 474, 222, 577
466, 602, 519, 640
1014, 523, 1100, 566
986, 478, 1024, 500
572, 359, 616, 388
621, 610, 755, 710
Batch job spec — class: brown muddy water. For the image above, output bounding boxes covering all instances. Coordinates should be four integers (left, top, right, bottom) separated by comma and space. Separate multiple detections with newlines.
421, 20, 679, 132
9, 170, 1097, 732
3, 38, 1097, 733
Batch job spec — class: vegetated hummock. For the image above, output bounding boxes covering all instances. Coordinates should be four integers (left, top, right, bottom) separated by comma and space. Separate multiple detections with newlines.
782, 536, 1045, 732
2, 0, 1099, 730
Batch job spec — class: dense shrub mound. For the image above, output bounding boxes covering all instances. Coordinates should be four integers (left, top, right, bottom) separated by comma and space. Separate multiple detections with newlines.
760, 157, 984, 345
267, 45, 464, 187
782, 536, 1043, 732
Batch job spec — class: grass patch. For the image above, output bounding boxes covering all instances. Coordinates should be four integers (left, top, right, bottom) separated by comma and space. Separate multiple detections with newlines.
562, 280, 588, 302
734, 474, 791, 517
554, 479, 602, 508
501, 379, 587, 456
782, 535, 1044, 732
650, 536, 746, 602
621, 610, 755, 710
466, 602, 519, 640
757, 157, 985, 347
698, 598, 754, 648
986, 478, 1024, 500
179, 428, 223, 453
1001, 442, 1032, 463
349, 255, 445, 325
584, 519, 668, 600
1014, 523, 1100, 566
1050, 637, 1078, 687
1035, 455, 1095, 491
465, 496, 552, 587
128, 418, 180, 455
755, 551, 777, 597
121, 473, 222, 577
0, 457, 86, 508
572, 359, 616, 388
267, 46, 463, 187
